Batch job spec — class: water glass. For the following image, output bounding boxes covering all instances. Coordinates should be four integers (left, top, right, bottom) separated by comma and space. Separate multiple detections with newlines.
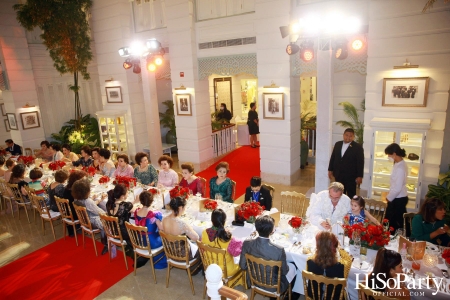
353, 239, 361, 258
215, 194, 220, 201
395, 229, 404, 240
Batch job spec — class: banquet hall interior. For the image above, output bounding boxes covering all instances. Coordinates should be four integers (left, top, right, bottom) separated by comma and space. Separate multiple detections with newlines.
1, 0, 450, 299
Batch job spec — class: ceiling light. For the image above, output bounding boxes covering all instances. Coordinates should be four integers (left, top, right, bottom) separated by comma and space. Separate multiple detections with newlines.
123, 59, 133, 70
300, 40, 314, 62
335, 39, 348, 60
133, 64, 141, 74
351, 39, 364, 51
154, 56, 163, 66
286, 43, 300, 55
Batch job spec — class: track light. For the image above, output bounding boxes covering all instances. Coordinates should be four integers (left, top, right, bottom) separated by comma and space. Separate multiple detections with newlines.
286, 43, 300, 55
335, 39, 348, 60
300, 41, 314, 62
351, 39, 364, 51
154, 56, 163, 66
118, 47, 130, 57
133, 64, 141, 74
123, 59, 133, 69
147, 63, 156, 72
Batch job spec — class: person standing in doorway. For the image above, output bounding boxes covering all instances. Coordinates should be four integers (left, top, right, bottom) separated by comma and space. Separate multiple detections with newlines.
328, 128, 364, 198
247, 102, 259, 148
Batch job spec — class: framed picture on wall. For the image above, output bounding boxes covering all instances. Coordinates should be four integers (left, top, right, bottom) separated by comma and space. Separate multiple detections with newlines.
263, 93, 284, 120
4, 119, 10, 132
106, 86, 123, 103
175, 94, 192, 116
6, 113, 18, 130
20, 111, 40, 130
0, 103, 5, 116
382, 77, 430, 107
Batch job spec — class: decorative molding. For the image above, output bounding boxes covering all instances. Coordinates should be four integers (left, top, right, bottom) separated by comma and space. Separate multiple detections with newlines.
155, 60, 171, 80
198, 53, 257, 80
369, 117, 431, 130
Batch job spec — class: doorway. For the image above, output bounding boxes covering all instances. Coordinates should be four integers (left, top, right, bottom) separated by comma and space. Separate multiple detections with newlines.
213, 77, 233, 115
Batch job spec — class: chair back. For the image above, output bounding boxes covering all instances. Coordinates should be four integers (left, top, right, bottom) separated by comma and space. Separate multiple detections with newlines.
73, 203, 94, 231
160, 231, 190, 264
280, 191, 308, 217
198, 176, 207, 197
262, 184, 275, 202
364, 199, 387, 223
358, 283, 399, 300
177, 172, 183, 184
198, 242, 228, 277
33, 149, 40, 156
125, 221, 152, 254
24, 148, 33, 156
245, 253, 283, 294
302, 270, 347, 300
218, 286, 248, 300
403, 212, 415, 237
7, 183, 28, 203
55, 196, 75, 221
0, 178, 11, 197
338, 248, 353, 279
29, 193, 50, 217
100, 214, 123, 241
231, 180, 236, 201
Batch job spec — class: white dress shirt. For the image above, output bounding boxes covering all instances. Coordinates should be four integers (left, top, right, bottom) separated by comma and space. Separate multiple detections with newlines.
306, 190, 351, 229
341, 142, 351, 157
387, 159, 408, 201
52, 151, 64, 161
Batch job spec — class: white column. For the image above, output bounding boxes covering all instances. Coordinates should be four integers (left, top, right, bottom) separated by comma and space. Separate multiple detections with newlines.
315, 48, 334, 193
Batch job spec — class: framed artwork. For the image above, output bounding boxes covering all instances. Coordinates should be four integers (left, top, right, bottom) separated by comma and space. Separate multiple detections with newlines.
175, 94, 192, 116
0, 103, 5, 116
262, 93, 284, 120
4, 119, 10, 132
6, 113, 18, 130
382, 77, 430, 107
20, 111, 40, 130
105, 86, 123, 103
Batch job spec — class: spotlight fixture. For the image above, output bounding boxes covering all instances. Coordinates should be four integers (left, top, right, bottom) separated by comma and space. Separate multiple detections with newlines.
351, 39, 364, 51
133, 64, 141, 74
335, 39, 348, 60
118, 47, 130, 57
300, 41, 314, 62
123, 59, 133, 70
154, 56, 163, 66
286, 43, 300, 55
146, 39, 161, 50
147, 62, 156, 72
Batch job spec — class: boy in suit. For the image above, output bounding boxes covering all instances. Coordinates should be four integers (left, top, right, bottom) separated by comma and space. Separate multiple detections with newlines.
244, 176, 272, 211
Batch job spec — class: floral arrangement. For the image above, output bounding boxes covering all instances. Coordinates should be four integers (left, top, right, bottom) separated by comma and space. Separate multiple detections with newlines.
343, 217, 393, 248
148, 189, 158, 195
82, 166, 96, 176
113, 176, 137, 188
18, 155, 34, 166
288, 216, 303, 229
98, 176, 109, 184
169, 185, 190, 199
0, 149, 6, 156
204, 200, 218, 211
443, 249, 450, 265
49, 160, 66, 171
237, 201, 265, 223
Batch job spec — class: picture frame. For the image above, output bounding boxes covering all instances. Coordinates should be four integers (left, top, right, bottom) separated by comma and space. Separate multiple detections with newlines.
6, 113, 18, 130
4, 119, 10, 132
0, 103, 5, 116
382, 77, 430, 107
105, 86, 123, 103
263, 93, 284, 120
20, 111, 40, 130
175, 94, 192, 116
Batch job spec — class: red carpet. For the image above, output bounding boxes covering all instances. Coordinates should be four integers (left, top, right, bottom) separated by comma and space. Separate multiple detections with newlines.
0, 237, 133, 300
196, 145, 260, 199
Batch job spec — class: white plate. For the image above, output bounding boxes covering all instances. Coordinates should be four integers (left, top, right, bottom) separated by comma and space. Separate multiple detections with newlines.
352, 259, 371, 270
194, 220, 211, 227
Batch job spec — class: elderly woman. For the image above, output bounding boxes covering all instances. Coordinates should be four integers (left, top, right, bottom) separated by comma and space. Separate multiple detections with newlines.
49, 144, 64, 161
179, 162, 203, 196
72, 145, 93, 168
47, 169, 69, 212
61, 144, 79, 163
410, 197, 450, 246
4, 159, 16, 183
113, 154, 134, 178
157, 155, 178, 188
209, 161, 233, 203
35, 141, 53, 162
63, 170, 88, 236
98, 148, 116, 177
91, 147, 101, 170
73, 178, 108, 255
134, 152, 158, 186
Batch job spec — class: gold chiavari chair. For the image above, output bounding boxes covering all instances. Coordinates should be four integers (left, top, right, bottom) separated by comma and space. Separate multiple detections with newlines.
364, 199, 387, 224
8, 183, 32, 223
73, 204, 101, 256
403, 212, 415, 237
262, 183, 275, 202
0, 178, 15, 216
231, 180, 237, 201
100, 214, 129, 270
55, 196, 80, 246
177, 172, 183, 183
29, 193, 61, 240
281, 191, 308, 217
302, 270, 346, 300
358, 283, 399, 300
198, 176, 207, 197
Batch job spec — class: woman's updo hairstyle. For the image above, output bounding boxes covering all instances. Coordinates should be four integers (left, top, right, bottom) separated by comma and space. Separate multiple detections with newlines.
169, 196, 187, 217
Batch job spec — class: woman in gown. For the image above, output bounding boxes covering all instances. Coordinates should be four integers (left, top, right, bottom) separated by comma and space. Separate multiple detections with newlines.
209, 161, 233, 203
247, 102, 259, 148
133, 152, 158, 186
179, 162, 203, 196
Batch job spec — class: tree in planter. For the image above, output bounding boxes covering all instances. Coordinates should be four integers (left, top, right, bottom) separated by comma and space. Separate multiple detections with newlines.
14, 0, 93, 130
336, 99, 365, 145
159, 100, 177, 146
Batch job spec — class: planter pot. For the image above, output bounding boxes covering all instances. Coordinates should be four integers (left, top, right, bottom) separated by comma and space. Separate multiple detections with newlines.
165, 130, 178, 152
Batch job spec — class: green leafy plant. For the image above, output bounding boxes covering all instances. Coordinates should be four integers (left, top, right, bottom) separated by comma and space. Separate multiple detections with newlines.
426, 166, 450, 225
14, 0, 93, 130
336, 99, 365, 145
211, 112, 224, 130
159, 100, 176, 133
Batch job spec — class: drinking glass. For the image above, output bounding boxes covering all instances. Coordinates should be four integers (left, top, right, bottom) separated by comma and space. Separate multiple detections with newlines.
395, 229, 404, 240
352, 229, 361, 241
353, 238, 361, 258
215, 194, 220, 201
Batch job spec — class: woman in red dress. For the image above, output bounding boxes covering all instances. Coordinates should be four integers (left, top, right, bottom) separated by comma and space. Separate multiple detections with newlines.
178, 162, 204, 197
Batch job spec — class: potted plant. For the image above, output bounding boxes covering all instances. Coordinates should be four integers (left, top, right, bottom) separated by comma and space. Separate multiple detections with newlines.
335, 99, 365, 145
159, 100, 177, 148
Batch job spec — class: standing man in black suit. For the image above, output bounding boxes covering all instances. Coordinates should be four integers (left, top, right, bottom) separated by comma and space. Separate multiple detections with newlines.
328, 128, 364, 199
244, 176, 272, 211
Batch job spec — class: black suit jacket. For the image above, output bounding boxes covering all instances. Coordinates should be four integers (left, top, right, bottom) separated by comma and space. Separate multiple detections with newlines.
244, 186, 272, 211
7, 144, 22, 156
328, 140, 364, 181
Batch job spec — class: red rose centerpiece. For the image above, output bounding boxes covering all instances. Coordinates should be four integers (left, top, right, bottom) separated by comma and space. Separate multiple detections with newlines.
18, 155, 34, 166
113, 176, 137, 188
443, 249, 450, 268
82, 166, 96, 177
169, 185, 190, 199
49, 161, 66, 171
342, 217, 393, 250
98, 176, 109, 185
204, 199, 218, 211
237, 201, 265, 224
288, 216, 303, 234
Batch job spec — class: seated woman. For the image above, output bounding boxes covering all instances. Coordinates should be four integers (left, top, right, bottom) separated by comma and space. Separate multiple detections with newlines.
244, 176, 272, 211
162, 196, 200, 259
347, 196, 380, 225
4, 159, 16, 182
307, 231, 344, 300
113, 154, 134, 178
133, 152, 158, 186
98, 148, 116, 177
365, 248, 410, 300
8, 164, 29, 206
201, 209, 240, 278
47, 169, 69, 212
209, 162, 233, 203
0, 156, 5, 177
61, 144, 79, 163
179, 162, 203, 196
410, 197, 450, 246
27, 168, 47, 198
73, 178, 109, 255
72, 145, 93, 168
157, 155, 178, 188
63, 170, 88, 236
134, 191, 168, 269
91, 147, 101, 170
49, 143, 64, 161
35, 141, 53, 162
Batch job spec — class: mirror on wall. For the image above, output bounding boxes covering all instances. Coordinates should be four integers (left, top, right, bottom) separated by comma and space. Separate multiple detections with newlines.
214, 77, 233, 115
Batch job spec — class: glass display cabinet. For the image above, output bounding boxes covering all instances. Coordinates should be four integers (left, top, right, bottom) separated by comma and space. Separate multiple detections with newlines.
96, 110, 129, 161
369, 130, 426, 210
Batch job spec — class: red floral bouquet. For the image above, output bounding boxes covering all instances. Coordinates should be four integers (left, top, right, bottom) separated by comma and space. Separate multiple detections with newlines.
18, 155, 34, 166
49, 161, 66, 171
82, 166, 96, 176
0, 149, 6, 156
113, 176, 137, 188
99, 176, 110, 184
343, 217, 393, 248
169, 185, 190, 199
288, 216, 302, 229
442, 249, 450, 266
148, 189, 158, 195
204, 200, 218, 211
237, 202, 265, 223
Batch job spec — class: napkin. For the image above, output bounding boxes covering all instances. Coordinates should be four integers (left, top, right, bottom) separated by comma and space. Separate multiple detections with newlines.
133, 187, 143, 198
188, 239, 198, 257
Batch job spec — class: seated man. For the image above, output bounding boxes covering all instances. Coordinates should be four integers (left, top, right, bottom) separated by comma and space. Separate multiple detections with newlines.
4, 139, 22, 155
306, 182, 351, 230
239, 215, 296, 298
244, 176, 272, 211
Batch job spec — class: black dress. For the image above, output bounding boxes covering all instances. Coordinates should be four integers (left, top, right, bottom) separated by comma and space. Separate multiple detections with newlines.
247, 110, 259, 135
306, 259, 345, 300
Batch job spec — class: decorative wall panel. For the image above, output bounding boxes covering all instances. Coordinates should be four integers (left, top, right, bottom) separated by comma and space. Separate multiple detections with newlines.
198, 53, 257, 80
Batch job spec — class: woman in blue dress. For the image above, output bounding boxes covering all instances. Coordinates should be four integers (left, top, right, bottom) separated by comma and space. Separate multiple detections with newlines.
134, 191, 167, 269
209, 161, 233, 203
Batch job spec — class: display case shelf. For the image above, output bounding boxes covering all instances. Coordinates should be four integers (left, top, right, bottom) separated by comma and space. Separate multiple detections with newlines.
96, 110, 129, 161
